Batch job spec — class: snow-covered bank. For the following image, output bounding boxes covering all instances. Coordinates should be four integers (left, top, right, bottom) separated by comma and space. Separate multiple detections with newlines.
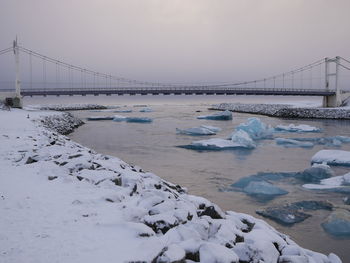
26, 104, 108, 111
211, 103, 350, 119
0, 109, 342, 263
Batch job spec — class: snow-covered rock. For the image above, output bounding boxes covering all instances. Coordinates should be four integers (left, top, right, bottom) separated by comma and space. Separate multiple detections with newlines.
0, 109, 342, 263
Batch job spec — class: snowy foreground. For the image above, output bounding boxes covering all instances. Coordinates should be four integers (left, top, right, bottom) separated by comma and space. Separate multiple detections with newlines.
0, 109, 342, 263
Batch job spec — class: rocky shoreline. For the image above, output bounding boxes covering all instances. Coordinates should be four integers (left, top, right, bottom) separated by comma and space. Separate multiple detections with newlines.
211, 103, 350, 119
0, 109, 342, 262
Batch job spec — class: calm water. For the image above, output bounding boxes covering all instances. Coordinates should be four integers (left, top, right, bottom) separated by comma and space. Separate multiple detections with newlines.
24, 95, 350, 261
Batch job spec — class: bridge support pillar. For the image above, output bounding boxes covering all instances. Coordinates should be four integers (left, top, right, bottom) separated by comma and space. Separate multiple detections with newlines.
322, 56, 342, 108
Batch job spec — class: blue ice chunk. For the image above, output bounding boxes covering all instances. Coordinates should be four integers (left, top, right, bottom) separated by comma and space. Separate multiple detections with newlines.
275, 138, 314, 148
322, 210, 350, 237
114, 109, 132, 113
178, 138, 252, 151
139, 108, 153, 112
242, 181, 288, 201
286, 136, 350, 147
295, 164, 334, 183
256, 207, 311, 225
230, 130, 257, 149
176, 127, 216, 136
231, 172, 296, 189
197, 110, 232, 120
235, 117, 274, 140
200, 125, 221, 133
126, 117, 152, 123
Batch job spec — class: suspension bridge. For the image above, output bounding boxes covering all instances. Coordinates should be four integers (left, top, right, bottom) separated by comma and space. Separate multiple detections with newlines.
1, 39, 350, 107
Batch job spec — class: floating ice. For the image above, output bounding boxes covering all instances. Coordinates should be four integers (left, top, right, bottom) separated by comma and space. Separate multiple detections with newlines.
256, 206, 311, 225
322, 209, 350, 237
114, 109, 132, 113
230, 130, 256, 149
303, 172, 350, 190
256, 200, 333, 225
176, 127, 216, 136
87, 116, 114, 121
126, 117, 153, 123
112, 115, 152, 123
274, 124, 321, 133
139, 108, 153, 112
197, 110, 232, 120
113, 115, 127, 122
283, 136, 350, 147
199, 125, 221, 133
312, 150, 350, 166
178, 138, 250, 151
234, 117, 274, 140
242, 181, 288, 201
275, 138, 314, 148
296, 163, 334, 183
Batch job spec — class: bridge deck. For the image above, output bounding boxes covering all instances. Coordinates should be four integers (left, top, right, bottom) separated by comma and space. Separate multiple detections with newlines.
18, 88, 336, 97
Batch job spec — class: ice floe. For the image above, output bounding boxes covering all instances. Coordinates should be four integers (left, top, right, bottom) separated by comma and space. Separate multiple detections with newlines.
176, 127, 216, 136
303, 172, 350, 190
114, 109, 133, 113
197, 110, 232, 120
322, 209, 350, 237
178, 138, 251, 151
199, 125, 221, 133
312, 150, 350, 166
113, 115, 153, 123
275, 138, 314, 148
139, 108, 153, 112
256, 201, 333, 225
274, 124, 321, 133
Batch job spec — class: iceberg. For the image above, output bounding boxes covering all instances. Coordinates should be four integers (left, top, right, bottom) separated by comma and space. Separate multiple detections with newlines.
312, 150, 350, 166
275, 138, 314, 148
87, 116, 114, 121
199, 125, 221, 133
178, 138, 253, 151
234, 117, 274, 140
242, 181, 288, 201
284, 137, 349, 147
176, 127, 216, 136
139, 108, 153, 112
321, 209, 350, 237
197, 110, 232, 120
230, 130, 256, 149
274, 124, 321, 133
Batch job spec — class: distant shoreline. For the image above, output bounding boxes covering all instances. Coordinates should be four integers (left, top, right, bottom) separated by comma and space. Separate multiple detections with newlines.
210, 103, 350, 120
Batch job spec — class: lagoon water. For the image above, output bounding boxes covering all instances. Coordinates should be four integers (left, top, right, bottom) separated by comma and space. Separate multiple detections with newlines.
24, 95, 350, 261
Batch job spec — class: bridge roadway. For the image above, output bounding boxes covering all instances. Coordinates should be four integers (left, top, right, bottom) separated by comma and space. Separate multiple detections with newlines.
19, 87, 336, 97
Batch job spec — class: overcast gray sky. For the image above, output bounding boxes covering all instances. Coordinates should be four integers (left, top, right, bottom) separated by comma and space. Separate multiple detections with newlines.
1, 0, 350, 83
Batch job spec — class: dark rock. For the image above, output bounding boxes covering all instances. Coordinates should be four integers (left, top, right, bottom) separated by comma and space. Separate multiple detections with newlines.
68, 154, 83, 159
241, 219, 255, 233
199, 205, 223, 219
48, 176, 58, 181
25, 156, 38, 164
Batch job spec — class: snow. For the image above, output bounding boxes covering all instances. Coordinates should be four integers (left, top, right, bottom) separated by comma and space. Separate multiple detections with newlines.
275, 124, 321, 133
0, 109, 342, 263
197, 110, 232, 120
312, 150, 350, 166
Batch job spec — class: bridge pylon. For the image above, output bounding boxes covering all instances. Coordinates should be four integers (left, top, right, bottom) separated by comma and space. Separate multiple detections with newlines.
323, 56, 342, 107
12, 37, 22, 108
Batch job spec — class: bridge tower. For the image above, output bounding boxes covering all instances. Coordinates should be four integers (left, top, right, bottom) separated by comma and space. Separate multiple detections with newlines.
12, 37, 22, 108
323, 56, 342, 107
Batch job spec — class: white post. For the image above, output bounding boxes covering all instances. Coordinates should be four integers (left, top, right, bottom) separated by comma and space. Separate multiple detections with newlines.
13, 38, 21, 97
